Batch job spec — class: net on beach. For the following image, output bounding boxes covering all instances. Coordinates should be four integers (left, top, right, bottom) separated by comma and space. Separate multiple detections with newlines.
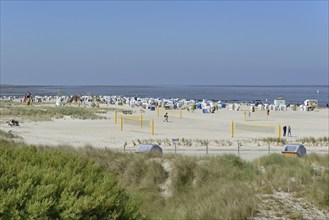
244, 110, 268, 121
235, 122, 276, 133
231, 121, 279, 139
122, 116, 151, 127
157, 108, 183, 119
119, 115, 154, 135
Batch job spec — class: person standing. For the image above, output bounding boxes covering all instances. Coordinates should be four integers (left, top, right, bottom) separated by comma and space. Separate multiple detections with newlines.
288, 126, 291, 137
163, 112, 169, 122
283, 125, 287, 137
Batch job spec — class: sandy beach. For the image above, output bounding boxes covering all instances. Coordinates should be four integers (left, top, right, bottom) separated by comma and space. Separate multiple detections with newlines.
1, 103, 328, 160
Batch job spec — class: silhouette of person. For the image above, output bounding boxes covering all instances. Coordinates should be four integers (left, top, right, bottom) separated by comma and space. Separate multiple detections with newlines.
163, 112, 168, 122
283, 125, 287, 137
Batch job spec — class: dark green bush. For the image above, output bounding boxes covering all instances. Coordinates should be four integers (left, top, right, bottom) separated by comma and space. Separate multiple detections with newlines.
0, 140, 143, 219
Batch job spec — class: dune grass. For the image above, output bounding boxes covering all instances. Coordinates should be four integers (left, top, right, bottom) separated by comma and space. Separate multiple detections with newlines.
0, 105, 108, 121
0, 129, 22, 140
296, 136, 329, 145
76, 148, 260, 219
254, 153, 329, 210
71, 146, 329, 219
1, 130, 328, 219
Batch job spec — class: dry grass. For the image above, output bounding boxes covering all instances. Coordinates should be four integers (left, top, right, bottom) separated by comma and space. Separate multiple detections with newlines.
1, 129, 328, 219
0, 105, 108, 121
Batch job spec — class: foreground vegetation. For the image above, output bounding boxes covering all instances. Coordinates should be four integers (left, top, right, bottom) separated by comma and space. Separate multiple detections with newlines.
0, 139, 142, 219
1, 131, 328, 219
0, 102, 108, 121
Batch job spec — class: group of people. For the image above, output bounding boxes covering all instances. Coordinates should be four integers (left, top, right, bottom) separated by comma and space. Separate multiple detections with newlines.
283, 125, 291, 137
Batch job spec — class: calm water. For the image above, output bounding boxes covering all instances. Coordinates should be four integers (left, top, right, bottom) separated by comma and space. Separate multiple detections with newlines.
1, 85, 328, 105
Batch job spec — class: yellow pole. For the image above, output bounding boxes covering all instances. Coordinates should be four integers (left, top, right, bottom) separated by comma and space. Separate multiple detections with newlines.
180, 108, 182, 119
140, 114, 143, 128
278, 124, 281, 141
114, 111, 117, 124
231, 121, 234, 138
120, 116, 123, 131
151, 119, 154, 135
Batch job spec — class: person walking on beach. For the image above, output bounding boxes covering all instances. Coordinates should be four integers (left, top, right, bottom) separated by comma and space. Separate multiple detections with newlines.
283, 125, 287, 137
288, 126, 291, 137
163, 112, 169, 122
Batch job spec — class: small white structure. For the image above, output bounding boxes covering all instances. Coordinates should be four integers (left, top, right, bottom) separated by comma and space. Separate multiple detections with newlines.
304, 99, 318, 111
227, 103, 234, 110
269, 104, 276, 111
279, 105, 287, 111
274, 97, 286, 107
55, 97, 64, 106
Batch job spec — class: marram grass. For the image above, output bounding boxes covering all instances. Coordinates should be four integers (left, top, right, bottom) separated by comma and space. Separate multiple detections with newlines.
1, 130, 328, 219
0, 105, 107, 121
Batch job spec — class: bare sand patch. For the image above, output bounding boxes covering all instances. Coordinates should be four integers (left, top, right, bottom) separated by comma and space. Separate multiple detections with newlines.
1, 106, 328, 160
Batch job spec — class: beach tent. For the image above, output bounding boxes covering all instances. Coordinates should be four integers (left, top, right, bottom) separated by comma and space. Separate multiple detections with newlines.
281, 144, 307, 157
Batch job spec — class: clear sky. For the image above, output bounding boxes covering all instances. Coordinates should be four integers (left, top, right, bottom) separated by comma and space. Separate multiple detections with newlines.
1, 1, 328, 85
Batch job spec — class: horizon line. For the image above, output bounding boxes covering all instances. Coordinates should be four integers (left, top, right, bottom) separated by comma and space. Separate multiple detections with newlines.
1, 84, 328, 87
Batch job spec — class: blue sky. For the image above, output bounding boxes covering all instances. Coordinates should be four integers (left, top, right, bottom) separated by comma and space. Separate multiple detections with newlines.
1, 1, 328, 85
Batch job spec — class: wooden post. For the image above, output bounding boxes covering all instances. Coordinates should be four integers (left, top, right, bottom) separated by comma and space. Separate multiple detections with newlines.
268, 143, 270, 155
120, 116, 123, 131
151, 119, 154, 135
114, 111, 117, 124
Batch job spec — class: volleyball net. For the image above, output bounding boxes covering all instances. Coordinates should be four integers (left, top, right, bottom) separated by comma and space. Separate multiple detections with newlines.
157, 107, 183, 119
231, 121, 280, 140
244, 110, 268, 121
118, 114, 155, 135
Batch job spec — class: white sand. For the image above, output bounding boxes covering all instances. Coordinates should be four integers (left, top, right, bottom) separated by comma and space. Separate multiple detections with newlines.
1, 104, 328, 160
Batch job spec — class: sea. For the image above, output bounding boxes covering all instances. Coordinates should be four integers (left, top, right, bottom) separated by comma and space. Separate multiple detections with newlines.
1, 85, 328, 106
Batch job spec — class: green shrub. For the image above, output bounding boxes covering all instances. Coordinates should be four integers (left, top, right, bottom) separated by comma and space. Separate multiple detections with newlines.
0, 141, 143, 219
